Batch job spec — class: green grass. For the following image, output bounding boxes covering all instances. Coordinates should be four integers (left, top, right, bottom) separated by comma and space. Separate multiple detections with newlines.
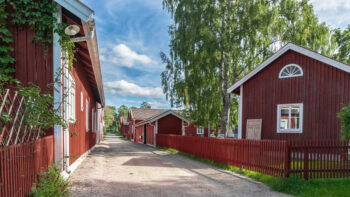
114, 132, 130, 141
156, 146, 350, 197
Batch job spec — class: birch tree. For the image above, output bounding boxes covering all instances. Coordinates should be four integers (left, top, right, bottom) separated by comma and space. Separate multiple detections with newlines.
161, 0, 335, 135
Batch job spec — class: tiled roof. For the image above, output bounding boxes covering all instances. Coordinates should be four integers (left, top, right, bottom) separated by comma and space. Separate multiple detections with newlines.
130, 108, 184, 121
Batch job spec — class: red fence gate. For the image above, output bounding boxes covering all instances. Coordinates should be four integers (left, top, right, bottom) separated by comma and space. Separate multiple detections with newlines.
156, 134, 350, 179
0, 136, 54, 197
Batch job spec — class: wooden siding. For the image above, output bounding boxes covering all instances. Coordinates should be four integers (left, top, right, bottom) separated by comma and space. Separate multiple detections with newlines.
146, 123, 155, 145
68, 59, 97, 165
157, 114, 182, 135
135, 125, 143, 143
242, 50, 349, 141
8, 25, 54, 93
184, 123, 209, 137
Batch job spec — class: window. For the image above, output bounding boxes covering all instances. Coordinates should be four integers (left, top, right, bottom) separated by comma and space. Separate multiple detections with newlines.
67, 72, 76, 122
86, 99, 89, 132
196, 127, 204, 135
277, 104, 303, 133
279, 64, 303, 78
81, 91, 84, 111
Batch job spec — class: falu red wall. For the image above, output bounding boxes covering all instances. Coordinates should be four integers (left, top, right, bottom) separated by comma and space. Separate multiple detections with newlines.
68, 59, 97, 165
241, 50, 349, 141
157, 114, 182, 135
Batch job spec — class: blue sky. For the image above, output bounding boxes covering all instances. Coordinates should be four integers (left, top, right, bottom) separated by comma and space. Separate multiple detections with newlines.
81, 0, 350, 110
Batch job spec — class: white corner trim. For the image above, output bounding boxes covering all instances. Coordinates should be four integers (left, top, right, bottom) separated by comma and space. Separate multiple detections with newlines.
64, 145, 96, 178
54, 0, 93, 21
228, 43, 350, 93
237, 85, 243, 139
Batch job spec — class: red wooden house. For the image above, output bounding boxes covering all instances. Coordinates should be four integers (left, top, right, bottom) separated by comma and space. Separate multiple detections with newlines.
127, 107, 209, 146
7, 0, 105, 177
120, 116, 129, 138
228, 43, 350, 141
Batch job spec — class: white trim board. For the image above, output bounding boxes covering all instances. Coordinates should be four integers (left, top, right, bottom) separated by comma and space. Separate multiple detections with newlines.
54, 0, 93, 21
62, 145, 96, 179
228, 43, 350, 93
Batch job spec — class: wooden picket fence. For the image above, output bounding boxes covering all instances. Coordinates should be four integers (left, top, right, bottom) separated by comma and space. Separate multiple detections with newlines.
156, 134, 350, 179
288, 140, 350, 179
0, 136, 54, 197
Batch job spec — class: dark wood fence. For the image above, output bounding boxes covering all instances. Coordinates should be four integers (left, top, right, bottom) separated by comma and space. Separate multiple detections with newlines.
156, 134, 350, 179
0, 136, 54, 197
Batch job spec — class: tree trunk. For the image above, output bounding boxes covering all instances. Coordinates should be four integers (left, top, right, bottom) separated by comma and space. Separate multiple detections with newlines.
221, 95, 230, 136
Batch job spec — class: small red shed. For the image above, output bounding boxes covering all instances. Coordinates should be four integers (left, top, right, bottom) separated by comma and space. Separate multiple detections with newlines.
128, 108, 209, 146
228, 43, 350, 141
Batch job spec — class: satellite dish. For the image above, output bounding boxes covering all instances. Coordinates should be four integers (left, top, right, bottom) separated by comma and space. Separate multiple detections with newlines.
64, 25, 80, 36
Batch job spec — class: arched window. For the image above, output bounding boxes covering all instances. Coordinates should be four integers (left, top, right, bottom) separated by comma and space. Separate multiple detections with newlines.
279, 64, 303, 78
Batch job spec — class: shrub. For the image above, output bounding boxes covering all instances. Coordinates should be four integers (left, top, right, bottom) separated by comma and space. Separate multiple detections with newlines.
30, 164, 70, 197
338, 103, 350, 140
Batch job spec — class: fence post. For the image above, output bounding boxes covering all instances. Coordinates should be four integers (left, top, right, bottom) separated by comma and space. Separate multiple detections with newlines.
284, 141, 290, 178
304, 147, 309, 180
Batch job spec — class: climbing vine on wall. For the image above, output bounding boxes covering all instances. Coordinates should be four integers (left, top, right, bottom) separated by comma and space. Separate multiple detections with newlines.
0, 0, 76, 139
0, 0, 75, 83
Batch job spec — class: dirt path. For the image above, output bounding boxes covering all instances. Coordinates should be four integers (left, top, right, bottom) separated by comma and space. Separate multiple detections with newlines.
69, 135, 290, 197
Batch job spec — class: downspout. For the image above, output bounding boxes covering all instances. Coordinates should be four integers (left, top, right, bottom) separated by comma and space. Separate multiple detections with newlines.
72, 18, 95, 43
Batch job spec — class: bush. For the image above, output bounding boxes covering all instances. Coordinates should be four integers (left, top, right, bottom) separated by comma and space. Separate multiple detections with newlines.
30, 164, 70, 197
338, 103, 350, 140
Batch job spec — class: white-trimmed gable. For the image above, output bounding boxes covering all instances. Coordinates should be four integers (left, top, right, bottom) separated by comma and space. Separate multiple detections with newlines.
228, 43, 350, 93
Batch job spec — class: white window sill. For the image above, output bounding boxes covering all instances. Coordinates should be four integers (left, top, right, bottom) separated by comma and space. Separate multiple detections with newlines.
277, 130, 302, 134
68, 118, 76, 124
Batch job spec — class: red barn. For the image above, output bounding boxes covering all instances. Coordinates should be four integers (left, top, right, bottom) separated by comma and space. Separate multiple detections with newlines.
228, 43, 350, 141
6, 0, 105, 177
127, 108, 209, 146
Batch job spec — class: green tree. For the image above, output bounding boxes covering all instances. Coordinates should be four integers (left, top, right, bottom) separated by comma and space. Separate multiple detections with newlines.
334, 25, 350, 64
140, 101, 151, 109
104, 106, 117, 132
338, 103, 350, 140
116, 105, 129, 131
161, 0, 335, 135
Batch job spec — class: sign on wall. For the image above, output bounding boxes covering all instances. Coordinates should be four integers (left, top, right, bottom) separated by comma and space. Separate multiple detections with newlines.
246, 119, 262, 140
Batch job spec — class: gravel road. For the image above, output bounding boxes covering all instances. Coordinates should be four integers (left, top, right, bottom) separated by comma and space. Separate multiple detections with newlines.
69, 135, 290, 197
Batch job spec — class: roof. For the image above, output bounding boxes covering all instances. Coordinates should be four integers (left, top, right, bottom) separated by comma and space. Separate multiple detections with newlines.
56, 0, 105, 106
129, 108, 189, 126
54, 0, 94, 21
136, 110, 189, 126
130, 108, 169, 120
227, 43, 350, 93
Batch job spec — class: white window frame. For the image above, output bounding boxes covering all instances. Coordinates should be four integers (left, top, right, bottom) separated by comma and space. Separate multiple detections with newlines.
81, 91, 84, 111
277, 103, 303, 133
67, 72, 76, 123
279, 64, 303, 79
92, 108, 95, 132
86, 98, 89, 132
196, 127, 204, 135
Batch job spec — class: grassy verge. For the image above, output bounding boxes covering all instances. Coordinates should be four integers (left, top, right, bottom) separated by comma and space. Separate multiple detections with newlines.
114, 132, 130, 141
157, 146, 350, 197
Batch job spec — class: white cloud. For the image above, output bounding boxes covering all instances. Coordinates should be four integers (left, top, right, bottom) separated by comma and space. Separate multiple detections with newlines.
310, 0, 350, 29
148, 101, 168, 108
100, 44, 160, 69
104, 80, 164, 99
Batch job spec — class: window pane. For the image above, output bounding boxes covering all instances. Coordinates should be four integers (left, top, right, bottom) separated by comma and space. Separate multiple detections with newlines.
280, 107, 289, 129
290, 107, 300, 129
